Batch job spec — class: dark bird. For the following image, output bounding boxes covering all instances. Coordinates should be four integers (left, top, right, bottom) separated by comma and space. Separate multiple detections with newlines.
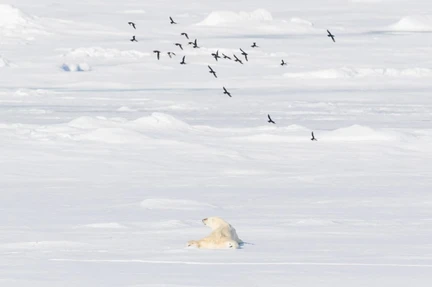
153, 50, 161, 60
167, 52, 176, 58
130, 35, 138, 42
251, 42, 258, 48
175, 43, 183, 50
208, 65, 217, 78
181, 32, 189, 39
233, 54, 243, 64
180, 56, 186, 65
192, 39, 199, 48
267, 114, 276, 124
211, 50, 221, 61
223, 87, 231, 97
311, 131, 317, 141
281, 59, 287, 66
240, 48, 248, 61
128, 22, 136, 29
170, 17, 177, 24
222, 53, 232, 60
327, 30, 335, 42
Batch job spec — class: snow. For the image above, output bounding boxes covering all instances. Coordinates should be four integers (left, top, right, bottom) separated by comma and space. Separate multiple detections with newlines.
0, 4, 47, 37
197, 9, 273, 26
387, 15, 432, 32
0, 55, 12, 67
61, 47, 149, 60
61, 62, 91, 72
1, 0, 432, 286
284, 67, 432, 79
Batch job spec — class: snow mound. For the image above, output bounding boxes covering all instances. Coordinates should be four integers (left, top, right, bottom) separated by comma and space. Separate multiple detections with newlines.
65, 113, 192, 143
324, 125, 399, 141
197, 9, 273, 26
0, 5, 46, 36
14, 89, 53, 97
387, 16, 432, 32
117, 106, 137, 112
290, 18, 313, 26
68, 113, 190, 131
131, 113, 191, 131
123, 10, 146, 14
0, 55, 11, 67
284, 67, 432, 79
140, 198, 216, 210
62, 47, 149, 59
61, 63, 91, 72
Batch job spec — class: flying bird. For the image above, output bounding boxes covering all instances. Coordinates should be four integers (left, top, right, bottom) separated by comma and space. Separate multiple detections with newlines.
267, 114, 276, 124
208, 65, 217, 78
233, 54, 243, 64
281, 60, 287, 66
128, 22, 136, 29
153, 50, 161, 60
170, 17, 177, 24
167, 52, 176, 58
180, 56, 186, 65
327, 30, 335, 42
181, 32, 189, 39
251, 42, 258, 48
192, 39, 199, 48
311, 132, 317, 141
130, 35, 138, 42
223, 87, 231, 97
240, 48, 248, 61
175, 43, 183, 50
222, 53, 232, 60
211, 50, 221, 61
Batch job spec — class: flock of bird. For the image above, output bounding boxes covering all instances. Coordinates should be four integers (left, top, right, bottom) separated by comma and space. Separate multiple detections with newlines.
127, 17, 336, 142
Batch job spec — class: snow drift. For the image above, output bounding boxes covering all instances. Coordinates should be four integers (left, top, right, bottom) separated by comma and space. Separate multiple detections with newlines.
61, 47, 149, 60
284, 67, 432, 79
323, 125, 401, 141
387, 16, 432, 32
0, 4, 46, 37
0, 55, 11, 67
196, 10, 318, 34
197, 9, 273, 26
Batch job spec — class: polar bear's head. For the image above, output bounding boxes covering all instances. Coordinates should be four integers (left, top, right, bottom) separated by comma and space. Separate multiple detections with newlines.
187, 240, 200, 248
202, 216, 230, 230
226, 240, 240, 249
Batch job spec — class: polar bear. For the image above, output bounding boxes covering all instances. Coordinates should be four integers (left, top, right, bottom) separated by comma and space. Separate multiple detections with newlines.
187, 217, 243, 249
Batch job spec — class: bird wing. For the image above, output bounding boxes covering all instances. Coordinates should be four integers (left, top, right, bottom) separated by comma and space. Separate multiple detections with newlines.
170, 17, 173, 21
182, 56, 185, 61
268, 114, 271, 120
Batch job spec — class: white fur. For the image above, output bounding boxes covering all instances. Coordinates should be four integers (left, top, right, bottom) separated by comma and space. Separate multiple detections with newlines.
187, 217, 243, 249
